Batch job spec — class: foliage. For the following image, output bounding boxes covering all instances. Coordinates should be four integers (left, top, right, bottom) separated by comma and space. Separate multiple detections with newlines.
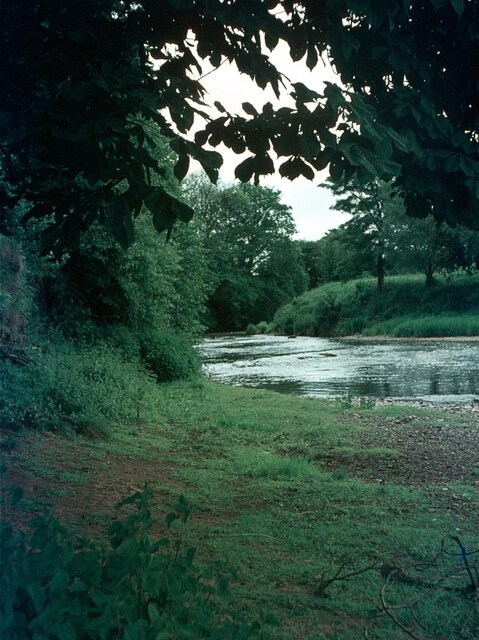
3, 0, 479, 254
141, 331, 201, 383
0, 487, 262, 639
295, 241, 323, 290
326, 179, 402, 290
245, 321, 275, 336
0, 327, 195, 432
58, 211, 208, 338
184, 174, 307, 330
364, 312, 479, 338
387, 212, 469, 286
311, 180, 479, 288
273, 273, 479, 337
0, 235, 32, 360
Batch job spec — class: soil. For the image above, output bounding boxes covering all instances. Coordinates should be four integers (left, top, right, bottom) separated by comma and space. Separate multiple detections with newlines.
0, 430, 189, 533
2, 402, 478, 529
320, 407, 479, 518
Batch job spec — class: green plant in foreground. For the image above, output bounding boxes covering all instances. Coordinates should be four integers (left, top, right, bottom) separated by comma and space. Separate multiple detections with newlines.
141, 331, 201, 383
0, 487, 265, 639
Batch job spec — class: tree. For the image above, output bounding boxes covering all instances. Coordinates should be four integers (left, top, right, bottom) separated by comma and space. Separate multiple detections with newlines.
314, 224, 377, 285
2, 1, 479, 254
327, 179, 402, 290
183, 174, 306, 329
387, 214, 467, 286
295, 241, 323, 290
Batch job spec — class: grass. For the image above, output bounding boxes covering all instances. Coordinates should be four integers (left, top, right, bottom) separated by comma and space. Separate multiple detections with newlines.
2, 379, 478, 639
273, 272, 479, 337
364, 311, 479, 337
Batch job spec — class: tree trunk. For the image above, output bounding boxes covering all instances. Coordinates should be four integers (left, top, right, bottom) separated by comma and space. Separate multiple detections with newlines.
377, 249, 385, 291
425, 265, 435, 286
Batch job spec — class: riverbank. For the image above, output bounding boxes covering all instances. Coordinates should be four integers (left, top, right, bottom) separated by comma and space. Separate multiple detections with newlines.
272, 273, 479, 338
2, 380, 478, 639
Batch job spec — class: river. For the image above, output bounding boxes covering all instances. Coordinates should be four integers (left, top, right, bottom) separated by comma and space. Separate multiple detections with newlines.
200, 334, 479, 405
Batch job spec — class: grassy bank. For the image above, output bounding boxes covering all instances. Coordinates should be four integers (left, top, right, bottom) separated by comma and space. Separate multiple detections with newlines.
273, 273, 479, 337
2, 380, 478, 639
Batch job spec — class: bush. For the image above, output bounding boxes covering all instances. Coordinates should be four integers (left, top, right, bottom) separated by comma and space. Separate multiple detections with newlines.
245, 323, 256, 336
141, 331, 201, 383
0, 331, 167, 431
0, 487, 263, 639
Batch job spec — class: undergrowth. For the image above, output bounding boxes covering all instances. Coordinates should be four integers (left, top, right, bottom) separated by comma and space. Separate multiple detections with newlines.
0, 486, 268, 639
273, 273, 479, 337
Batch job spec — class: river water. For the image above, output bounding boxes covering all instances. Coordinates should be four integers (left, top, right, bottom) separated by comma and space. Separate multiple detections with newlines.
200, 334, 479, 404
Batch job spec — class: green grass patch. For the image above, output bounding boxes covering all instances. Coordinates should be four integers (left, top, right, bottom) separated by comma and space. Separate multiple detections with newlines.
364, 311, 479, 337
233, 447, 321, 479
3, 378, 478, 639
274, 272, 479, 337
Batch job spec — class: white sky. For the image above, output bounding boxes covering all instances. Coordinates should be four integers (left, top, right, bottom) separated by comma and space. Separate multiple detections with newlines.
192, 42, 350, 240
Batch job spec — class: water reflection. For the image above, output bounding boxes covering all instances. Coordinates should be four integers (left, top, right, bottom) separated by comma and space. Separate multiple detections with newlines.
200, 335, 479, 403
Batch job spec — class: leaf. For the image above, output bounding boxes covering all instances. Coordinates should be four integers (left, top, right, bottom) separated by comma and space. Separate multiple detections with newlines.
459, 155, 478, 178
279, 157, 314, 180
323, 82, 344, 111
242, 102, 258, 116
174, 154, 190, 181
174, 494, 192, 522
329, 161, 344, 182
106, 196, 134, 249
216, 575, 231, 599
173, 198, 194, 223
9, 485, 24, 506
306, 44, 318, 70
165, 512, 177, 527
451, 0, 465, 16
27, 581, 46, 613
234, 156, 256, 182
147, 602, 160, 623
49, 569, 69, 598
144, 187, 175, 233
185, 546, 196, 566
292, 82, 321, 103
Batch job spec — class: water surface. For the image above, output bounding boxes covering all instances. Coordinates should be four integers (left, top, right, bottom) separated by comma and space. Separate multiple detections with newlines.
200, 335, 479, 403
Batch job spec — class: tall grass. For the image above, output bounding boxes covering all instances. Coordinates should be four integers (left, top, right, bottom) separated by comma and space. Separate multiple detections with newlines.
1, 328, 200, 434
364, 312, 479, 337
273, 273, 479, 337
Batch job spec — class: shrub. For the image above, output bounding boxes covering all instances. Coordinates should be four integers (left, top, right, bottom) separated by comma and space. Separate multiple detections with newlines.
245, 323, 256, 336
0, 487, 263, 639
255, 321, 273, 334
0, 331, 166, 431
141, 331, 201, 383
0, 235, 31, 356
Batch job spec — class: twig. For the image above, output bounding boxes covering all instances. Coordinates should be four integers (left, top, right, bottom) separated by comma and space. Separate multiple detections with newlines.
315, 560, 379, 596
380, 573, 434, 640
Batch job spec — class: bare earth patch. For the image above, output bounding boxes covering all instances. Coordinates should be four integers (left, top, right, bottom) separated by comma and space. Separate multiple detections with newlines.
0, 430, 187, 532
321, 410, 479, 517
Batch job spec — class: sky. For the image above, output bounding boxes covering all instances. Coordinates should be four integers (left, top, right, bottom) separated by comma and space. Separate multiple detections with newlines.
193, 42, 350, 240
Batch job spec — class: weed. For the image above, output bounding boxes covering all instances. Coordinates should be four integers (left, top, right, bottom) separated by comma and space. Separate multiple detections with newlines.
0, 487, 267, 639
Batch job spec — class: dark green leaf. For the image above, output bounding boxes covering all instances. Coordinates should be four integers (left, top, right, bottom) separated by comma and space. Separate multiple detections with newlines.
242, 102, 258, 116
106, 196, 134, 249
216, 575, 231, 599
235, 157, 256, 182
174, 154, 190, 181
451, 0, 465, 16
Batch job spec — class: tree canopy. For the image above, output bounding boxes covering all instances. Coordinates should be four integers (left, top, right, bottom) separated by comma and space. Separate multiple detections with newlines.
183, 174, 306, 329
2, 0, 479, 253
